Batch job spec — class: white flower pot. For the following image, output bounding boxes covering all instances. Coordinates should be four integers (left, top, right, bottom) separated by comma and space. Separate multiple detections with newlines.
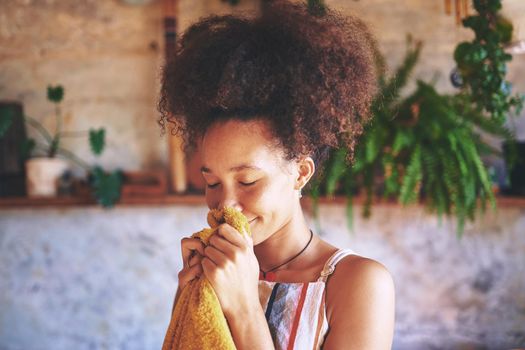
25, 158, 69, 197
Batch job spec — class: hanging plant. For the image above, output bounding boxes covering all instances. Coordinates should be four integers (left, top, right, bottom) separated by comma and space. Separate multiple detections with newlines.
307, 0, 524, 236
309, 35, 513, 237
453, 0, 524, 124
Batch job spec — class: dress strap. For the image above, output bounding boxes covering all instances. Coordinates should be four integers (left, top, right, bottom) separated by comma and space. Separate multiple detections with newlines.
317, 248, 355, 282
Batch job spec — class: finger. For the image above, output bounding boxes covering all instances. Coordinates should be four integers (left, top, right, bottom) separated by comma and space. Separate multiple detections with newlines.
178, 263, 203, 289
188, 253, 203, 268
203, 245, 227, 267
216, 223, 247, 248
208, 234, 236, 258
201, 256, 217, 281
181, 237, 205, 266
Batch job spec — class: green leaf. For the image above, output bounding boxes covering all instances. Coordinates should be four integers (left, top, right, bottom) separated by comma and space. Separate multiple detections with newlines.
307, 0, 326, 16
454, 42, 472, 66
89, 166, 122, 208
20, 138, 36, 159
392, 130, 413, 155
89, 128, 106, 156
47, 85, 64, 103
399, 145, 422, 204
365, 127, 382, 163
0, 106, 14, 138
374, 37, 422, 111
456, 3, 521, 124
496, 16, 514, 44
343, 173, 355, 233
48, 137, 60, 157
324, 148, 347, 195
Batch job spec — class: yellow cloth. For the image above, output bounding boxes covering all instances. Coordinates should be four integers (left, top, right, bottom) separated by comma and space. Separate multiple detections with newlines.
162, 207, 251, 350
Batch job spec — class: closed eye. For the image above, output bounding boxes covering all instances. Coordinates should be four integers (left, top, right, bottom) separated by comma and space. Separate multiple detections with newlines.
206, 181, 257, 188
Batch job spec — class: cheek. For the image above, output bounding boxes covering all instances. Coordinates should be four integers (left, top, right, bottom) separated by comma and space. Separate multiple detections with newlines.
247, 178, 293, 216
204, 185, 276, 212
204, 188, 215, 209
242, 185, 268, 211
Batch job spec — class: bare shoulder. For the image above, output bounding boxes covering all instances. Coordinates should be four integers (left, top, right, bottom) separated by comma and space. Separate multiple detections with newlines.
323, 254, 395, 350
329, 254, 394, 294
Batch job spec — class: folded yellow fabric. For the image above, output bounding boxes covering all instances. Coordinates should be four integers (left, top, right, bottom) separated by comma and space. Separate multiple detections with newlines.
162, 207, 251, 350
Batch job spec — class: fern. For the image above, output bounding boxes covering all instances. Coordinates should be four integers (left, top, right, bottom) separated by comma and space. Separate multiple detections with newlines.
309, 33, 507, 236
324, 148, 347, 196
399, 144, 422, 205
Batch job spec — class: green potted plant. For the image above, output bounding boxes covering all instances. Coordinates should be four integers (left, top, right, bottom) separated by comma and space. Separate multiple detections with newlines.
452, 0, 524, 195
309, 34, 516, 237
0, 85, 122, 207
307, 0, 524, 237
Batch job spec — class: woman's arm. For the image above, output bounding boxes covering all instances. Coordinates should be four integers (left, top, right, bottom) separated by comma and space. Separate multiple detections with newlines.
201, 223, 275, 350
322, 256, 395, 350
224, 302, 275, 350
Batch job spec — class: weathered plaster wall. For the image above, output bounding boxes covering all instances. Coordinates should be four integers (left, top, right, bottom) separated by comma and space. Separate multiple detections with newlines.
0, 0, 524, 174
0, 0, 166, 173
1, 204, 524, 349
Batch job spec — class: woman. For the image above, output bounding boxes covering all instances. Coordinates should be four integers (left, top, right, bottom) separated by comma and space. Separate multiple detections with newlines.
159, 1, 395, 349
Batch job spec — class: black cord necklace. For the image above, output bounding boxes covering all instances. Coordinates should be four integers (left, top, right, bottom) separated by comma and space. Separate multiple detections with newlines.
259, 229, 314, 280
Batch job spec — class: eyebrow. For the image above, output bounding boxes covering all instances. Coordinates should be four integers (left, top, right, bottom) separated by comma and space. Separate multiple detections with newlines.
200, 165, 262, 173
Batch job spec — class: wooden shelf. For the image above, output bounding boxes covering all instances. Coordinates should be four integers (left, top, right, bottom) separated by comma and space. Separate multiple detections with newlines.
300, 194, 525, 210
0, 194, 206, 208
494, 196, 525, 207
1, 193, 524, 209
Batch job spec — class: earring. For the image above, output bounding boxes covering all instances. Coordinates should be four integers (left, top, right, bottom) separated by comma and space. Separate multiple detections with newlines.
298, 189, 303, 199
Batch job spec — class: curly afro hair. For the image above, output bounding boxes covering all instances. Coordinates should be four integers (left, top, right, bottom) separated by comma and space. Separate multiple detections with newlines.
158, 0, 379, 166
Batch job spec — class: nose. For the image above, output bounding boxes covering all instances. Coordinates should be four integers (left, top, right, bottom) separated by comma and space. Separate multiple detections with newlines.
217, 187, 243, 212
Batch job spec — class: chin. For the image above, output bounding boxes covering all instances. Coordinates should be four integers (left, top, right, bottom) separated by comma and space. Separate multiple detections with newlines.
252, 236, 265, 246
251, 230, 271, 246
249, 225, 260, 244
249, 224, 262, 245
248, 218, 269, 245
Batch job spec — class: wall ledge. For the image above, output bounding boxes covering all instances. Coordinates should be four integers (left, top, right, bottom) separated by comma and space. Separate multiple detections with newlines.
1, 194, 524, 209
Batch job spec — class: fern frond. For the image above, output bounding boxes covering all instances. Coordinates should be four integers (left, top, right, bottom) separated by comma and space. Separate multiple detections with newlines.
400, 145, 422, 204
324, 148, 347, 195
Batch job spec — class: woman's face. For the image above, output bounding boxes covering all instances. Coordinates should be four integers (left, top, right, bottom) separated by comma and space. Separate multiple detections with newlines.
201, 119, 301, 245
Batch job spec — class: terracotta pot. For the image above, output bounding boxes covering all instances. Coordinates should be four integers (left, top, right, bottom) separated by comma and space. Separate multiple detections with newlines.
25, 158, 68, 197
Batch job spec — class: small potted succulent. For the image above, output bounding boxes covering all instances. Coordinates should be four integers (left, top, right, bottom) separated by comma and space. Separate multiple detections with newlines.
0, 85, 122, 206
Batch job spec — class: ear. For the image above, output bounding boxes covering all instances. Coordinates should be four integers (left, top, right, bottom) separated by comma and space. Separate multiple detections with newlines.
294, 156, 316, 191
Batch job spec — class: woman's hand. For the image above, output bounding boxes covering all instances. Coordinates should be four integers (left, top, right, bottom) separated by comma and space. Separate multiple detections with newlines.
201, 223, 260, 319
178, 237, 205, 290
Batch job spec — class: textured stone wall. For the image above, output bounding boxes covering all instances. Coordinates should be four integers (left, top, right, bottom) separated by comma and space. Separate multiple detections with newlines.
0, 0, 524, 174
0, 0, 167, 173
1, 0, 525, 349
1, 204, 524, 349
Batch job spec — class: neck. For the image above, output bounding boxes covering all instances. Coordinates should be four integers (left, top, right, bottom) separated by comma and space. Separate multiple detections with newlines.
254, 202, 313, 271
